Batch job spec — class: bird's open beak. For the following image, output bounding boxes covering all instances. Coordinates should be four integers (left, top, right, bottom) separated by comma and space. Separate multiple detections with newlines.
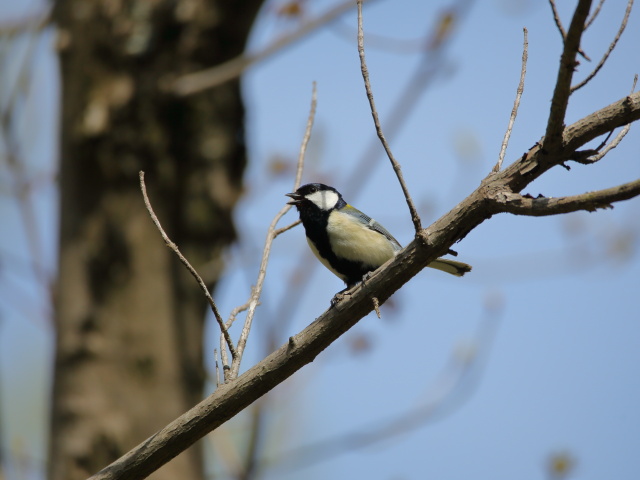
285, 192, 304, 205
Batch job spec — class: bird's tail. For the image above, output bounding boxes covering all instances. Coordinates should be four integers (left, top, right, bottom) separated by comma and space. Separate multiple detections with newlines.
427, 258, 472, 277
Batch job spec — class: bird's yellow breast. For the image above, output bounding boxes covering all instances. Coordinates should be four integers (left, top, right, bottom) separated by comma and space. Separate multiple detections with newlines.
326, 210, 397, 268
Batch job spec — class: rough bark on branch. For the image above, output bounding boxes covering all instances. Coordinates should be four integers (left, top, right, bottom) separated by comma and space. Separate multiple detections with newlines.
89, 90, 640, 480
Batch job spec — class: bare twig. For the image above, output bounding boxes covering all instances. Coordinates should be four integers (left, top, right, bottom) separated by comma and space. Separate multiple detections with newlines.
356, 0, 422, 232
274, 219, 301, 237
548, 0, 566, 40
585, 0, 606, 29
571, 0, 634, 93
568, 75, 636, 165
219, 297, 252, 373
547, 0, 591, 60
226, 301, 251, 329
492, 178, 640, 216
493, 28, 528, 173
543, 0, 593, 154
219, 336, 230, 375
139, 171, 237, 359
170, 0, 366, 96
570, 124, 630, 164
227, 82, 317, 380
214, 349, 220, 388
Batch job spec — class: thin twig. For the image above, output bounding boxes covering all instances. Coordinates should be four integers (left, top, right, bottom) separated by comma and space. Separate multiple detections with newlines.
226, 301, 251, 329
493, 28, 528, 173
214, 349, 220, 388
568, 76, 637, 165
566, 129, 613, 163
218, 297, 250, 376
548, 0, 566, 40
571, 124, 630, 164
571, 0, 634, 93
274, 219, 301, 237
219, 293, 252, 373
139, 171, 237, 359
219, 334, 230, 375
356, 0, 422, 232
227, 83, 317, 380
547, 0, 591, 60
585, 0, 606, 29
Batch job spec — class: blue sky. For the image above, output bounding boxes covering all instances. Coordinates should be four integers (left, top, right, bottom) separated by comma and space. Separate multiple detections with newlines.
1, 1, 639, 479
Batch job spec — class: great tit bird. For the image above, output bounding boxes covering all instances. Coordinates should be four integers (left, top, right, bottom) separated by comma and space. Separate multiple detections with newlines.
286, 183, 471, 290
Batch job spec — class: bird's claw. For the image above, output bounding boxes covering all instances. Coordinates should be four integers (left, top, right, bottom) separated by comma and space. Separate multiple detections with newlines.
331, 288, 353, 308
361, 271, 375, 286
330, 292, 345, 307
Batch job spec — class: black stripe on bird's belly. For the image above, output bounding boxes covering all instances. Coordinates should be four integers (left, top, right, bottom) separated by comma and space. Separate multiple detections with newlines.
300, 207, 374, 288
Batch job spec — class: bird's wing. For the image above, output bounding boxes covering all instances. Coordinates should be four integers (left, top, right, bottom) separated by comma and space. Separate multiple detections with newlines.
341, 204, 402, 251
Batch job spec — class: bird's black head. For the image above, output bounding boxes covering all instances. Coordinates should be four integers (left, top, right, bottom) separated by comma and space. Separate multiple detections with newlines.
285, 183, 346, 212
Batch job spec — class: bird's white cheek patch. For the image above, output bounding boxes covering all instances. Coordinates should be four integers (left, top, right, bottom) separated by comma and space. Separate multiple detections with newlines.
327, 213, 396, 267
306, 190, 339, 210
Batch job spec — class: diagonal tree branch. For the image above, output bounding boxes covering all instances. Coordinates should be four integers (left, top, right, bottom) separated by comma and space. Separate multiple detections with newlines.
88, 88, 640, 480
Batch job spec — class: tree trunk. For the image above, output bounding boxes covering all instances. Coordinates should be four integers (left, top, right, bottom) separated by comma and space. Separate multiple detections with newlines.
49, 1, 263, 479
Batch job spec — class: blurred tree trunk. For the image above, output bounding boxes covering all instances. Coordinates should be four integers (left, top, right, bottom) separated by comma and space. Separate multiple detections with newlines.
49, 1, 263, 479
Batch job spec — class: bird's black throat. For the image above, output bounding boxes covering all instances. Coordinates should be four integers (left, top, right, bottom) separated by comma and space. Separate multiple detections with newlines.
296, 202, 379, 288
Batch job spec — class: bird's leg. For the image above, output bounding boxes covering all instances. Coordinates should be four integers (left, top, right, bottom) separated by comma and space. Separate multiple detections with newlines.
331, 269, 379, 307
